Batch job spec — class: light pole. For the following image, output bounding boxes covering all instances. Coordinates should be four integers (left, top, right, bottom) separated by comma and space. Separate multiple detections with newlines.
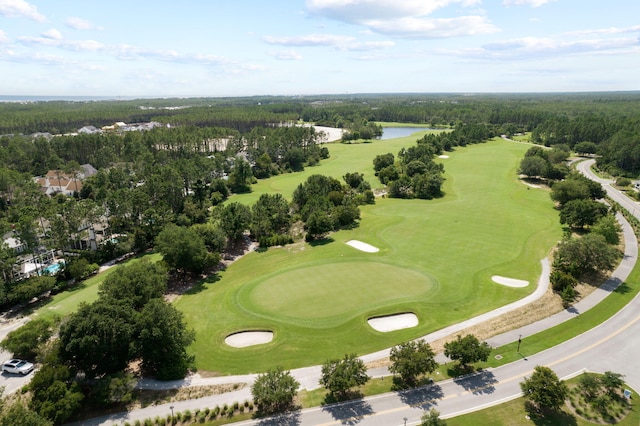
517, 335, 522, 353
403, 416, 408, 426
170, 405, 174, 424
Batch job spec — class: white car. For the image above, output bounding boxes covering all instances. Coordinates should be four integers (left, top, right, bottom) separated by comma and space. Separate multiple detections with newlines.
2, 359, 34, 375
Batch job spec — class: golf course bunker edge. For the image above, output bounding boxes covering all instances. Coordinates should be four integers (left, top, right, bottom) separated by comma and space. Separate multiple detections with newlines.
225, 331, 274, 348
368, 313, 419, 332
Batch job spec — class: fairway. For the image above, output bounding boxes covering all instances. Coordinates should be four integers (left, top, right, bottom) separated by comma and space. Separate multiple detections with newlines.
175, 135, 563, 374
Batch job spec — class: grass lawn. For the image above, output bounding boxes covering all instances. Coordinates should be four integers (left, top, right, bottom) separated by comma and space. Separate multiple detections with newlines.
176, 137, 562, 375
446, 376, 640, 426
31, 253, 162, 321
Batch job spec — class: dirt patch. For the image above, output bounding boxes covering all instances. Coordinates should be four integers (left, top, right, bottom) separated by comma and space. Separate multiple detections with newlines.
137, 383, 246, 409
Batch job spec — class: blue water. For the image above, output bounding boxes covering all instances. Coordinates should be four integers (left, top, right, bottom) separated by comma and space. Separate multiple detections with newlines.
42, 262, 64, 275
378, 127, 435, 140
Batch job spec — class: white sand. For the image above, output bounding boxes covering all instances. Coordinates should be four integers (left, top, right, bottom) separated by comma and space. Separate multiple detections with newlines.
368, 313, 419, 332
438, 155, 450, 159
346, 240, 379, 253
225, 331, 274, 348
491, 275, 529, 288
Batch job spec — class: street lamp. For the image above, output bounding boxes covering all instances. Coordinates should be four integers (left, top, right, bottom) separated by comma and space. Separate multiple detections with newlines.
170, 406, 175, 424
403, 416, 408, 426
517, 335, 522, 353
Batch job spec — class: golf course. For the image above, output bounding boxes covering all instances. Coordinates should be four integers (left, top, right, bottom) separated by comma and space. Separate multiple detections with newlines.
175, 133, 563, 375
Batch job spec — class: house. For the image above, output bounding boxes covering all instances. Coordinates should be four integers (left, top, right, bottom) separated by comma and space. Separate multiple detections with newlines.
35, 171, 82, 196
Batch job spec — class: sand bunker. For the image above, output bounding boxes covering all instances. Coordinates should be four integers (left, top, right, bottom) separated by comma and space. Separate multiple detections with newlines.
492, 275, 529, 288
368, 313, 419, 332
225, 331, 274, 348
438, 155, 450, 159
346, 240, 379, 253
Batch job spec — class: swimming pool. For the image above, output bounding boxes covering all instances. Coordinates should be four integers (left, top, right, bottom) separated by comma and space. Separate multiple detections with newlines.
41, 261, 65, 275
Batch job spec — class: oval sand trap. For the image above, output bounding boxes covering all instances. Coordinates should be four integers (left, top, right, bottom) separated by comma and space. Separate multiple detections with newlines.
368, 313, 418, 332
438, 155, 450, 159
346, 240, 379, 253
225, 331, 274, 348
492, 275, 529, 288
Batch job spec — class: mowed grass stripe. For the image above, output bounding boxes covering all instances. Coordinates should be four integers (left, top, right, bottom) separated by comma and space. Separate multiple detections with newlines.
176, 137, 562, 374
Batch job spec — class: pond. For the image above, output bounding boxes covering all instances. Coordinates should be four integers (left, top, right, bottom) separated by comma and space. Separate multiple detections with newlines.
377, 126, 435, 140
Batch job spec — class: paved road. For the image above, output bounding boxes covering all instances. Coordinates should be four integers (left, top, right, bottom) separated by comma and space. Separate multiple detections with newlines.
77, 159, 640, 425
0, 316, 34, 395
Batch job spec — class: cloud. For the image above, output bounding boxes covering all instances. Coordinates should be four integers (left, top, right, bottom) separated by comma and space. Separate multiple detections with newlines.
263, 33, 353, 47
19, 35, 105, 51
41, 28, 63, 40
0, 29, 9, 44
0, 0, 45, 21
442, 34, 640, 61
368, 15, 499, 38
502, 0, 554, 6
65, 16, 103, 31
305, 0, 495, 38
271, 50, 303, 60
263, 33, 394, 51
306, 0, 480, 22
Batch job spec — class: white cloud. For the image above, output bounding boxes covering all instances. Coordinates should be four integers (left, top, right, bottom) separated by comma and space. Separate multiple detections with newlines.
567, 25, 640, 36
305, 0, 493, 38
271, 50, 303, 60
502, 0, 554, 6
263, 33, 394, 51
368, 16, 499, 38
0, 0, 45, 21
263, 33, 354, 47
442, 34, 640, 61
65, 16, 103, 31
306, 0, 480, 22
41, 28, 63, 40
0, 29, 9, 44
19, 35, 105, 51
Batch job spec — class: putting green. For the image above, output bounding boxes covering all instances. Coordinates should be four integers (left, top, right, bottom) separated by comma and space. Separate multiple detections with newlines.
245, 261, 433, 322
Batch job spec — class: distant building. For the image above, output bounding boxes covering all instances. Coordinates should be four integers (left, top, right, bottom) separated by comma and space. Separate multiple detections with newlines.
34, 164, 96, 196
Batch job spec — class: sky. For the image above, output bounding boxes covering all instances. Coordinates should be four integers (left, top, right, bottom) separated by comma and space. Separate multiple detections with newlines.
0, 0, 639, 97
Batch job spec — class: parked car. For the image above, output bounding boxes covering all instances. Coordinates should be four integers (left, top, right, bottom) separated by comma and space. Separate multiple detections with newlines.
2, 359, 34, 375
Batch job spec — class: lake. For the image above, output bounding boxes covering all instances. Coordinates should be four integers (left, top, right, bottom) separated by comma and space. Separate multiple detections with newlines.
378, 127, 435, 140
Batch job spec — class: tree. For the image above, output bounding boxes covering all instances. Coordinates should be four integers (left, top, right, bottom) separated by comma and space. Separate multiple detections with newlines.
251, 367, 300, 415
320, 353, 369, 399
0, 400, 53, 426
574, 141, 598, 155
559, 199, 608, 229
421, 409, 447, 426
136, 299, 195, 380
155, 223, 212, 274
550, 178, 590, 206
553, 233, 619, 277
1, 317, 56, 360
389, 340, 438, 386
250, 193, 292, 238
58, 299, 137, 377
373, 153, 395, 174
520, 365, 568, 412
600, 371, 625, 397
443, 334, 491, 370
98, 259, 167, 311
519, 156, 548, 179
591, 215, 621, 245
219, 202, 252, 242
29, 361, 84, 424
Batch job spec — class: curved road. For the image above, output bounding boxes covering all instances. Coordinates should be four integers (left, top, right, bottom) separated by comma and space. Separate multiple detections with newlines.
77, 158, 640, 425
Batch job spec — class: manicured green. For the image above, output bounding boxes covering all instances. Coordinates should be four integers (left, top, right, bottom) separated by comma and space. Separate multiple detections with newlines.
176, 138, 562, 374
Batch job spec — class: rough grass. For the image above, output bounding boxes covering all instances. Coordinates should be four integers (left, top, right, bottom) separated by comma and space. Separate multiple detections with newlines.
176, 138, 562, 374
